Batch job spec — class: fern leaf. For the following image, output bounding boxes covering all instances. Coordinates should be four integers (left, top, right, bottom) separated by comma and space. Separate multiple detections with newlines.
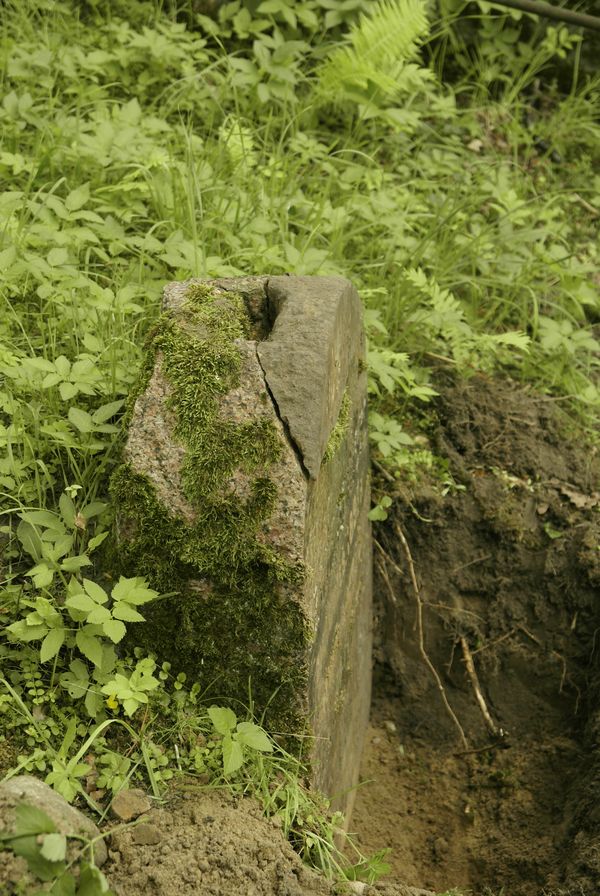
315, 0, 429, 105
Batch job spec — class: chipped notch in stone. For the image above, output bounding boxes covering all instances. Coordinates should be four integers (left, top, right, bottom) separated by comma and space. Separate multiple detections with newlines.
165, 276, 272, 341
258, 276, 363, 479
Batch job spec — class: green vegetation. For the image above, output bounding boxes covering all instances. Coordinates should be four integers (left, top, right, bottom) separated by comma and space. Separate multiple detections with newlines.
0, 0, 598, 889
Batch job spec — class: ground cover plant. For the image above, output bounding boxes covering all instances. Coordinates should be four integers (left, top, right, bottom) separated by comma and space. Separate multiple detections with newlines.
0, 0, 599, 892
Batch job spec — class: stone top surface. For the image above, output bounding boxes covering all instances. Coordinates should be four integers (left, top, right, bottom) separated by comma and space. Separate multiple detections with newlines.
163, 276, 364, 479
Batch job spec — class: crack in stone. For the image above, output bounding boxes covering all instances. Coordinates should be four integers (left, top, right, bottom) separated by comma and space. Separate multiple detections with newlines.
254, 338, 309, 482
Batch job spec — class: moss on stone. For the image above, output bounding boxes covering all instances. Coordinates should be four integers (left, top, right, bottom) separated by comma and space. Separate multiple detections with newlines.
110, 282, 309, 736
323, 390, 350, 464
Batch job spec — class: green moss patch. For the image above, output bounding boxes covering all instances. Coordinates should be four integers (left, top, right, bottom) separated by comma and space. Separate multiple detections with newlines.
111, 283, 308, 736
323, 390, 350, 464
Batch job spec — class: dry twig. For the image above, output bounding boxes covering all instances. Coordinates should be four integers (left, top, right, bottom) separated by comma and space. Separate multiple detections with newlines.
393, 522, 468, 750
459, 635, 502, 738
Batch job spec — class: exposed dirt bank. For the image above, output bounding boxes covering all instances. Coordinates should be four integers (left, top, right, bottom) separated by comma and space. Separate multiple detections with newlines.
352, 373, 600, 895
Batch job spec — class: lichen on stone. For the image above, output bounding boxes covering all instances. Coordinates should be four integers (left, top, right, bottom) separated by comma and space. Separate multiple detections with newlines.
110, 281, 309, 735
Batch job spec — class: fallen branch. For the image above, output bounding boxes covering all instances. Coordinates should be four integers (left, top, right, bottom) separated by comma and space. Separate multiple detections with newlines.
393, 522, 468, 750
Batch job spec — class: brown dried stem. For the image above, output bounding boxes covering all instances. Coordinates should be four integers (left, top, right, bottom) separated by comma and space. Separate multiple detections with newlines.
393, 522, 468, 750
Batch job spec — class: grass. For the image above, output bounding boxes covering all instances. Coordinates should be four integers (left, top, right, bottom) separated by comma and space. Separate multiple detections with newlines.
0, 0, 598, 889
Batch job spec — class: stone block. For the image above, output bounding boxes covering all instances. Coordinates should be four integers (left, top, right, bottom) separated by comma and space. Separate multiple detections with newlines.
112, 275, 372, 819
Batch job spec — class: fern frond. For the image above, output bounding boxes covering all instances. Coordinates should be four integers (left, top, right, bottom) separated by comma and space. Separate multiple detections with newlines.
315, 0, 429, 105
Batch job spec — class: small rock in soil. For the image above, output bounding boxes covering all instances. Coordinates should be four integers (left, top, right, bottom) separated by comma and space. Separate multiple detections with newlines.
111, 788, 151, 821
132, 822, 161, 846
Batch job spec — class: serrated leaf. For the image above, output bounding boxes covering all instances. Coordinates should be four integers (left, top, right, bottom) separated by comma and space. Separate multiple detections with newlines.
30, 563, 55, 589
236, 721, 273, 752
222, 734, 244, 775
112, 603, 145, 623
102, 619, 126, 643
208, 705, 237, 735
66, 593, 96, 613
83, 579, 108, 604
7, 620, 48, 642
40, 628, 65, 663
86, 605, 112, 625
111, 576, 158, 605
40, 832, 67, 863
68, 407, 93, 433
76, 630, 103, 667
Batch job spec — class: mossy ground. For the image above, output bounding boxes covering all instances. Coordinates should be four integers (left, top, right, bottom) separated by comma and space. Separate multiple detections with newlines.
110, 284, 309, 736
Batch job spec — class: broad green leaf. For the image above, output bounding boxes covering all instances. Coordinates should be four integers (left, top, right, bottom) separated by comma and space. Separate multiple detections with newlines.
68, 407, 93, 433
42, 372, 63, 388
222, 734, 244, 775
11, 833, 65, 881
59, 493, 76, 528
92, 399, 125, 424
54, 356, 71, 378
88, 532, 109, 552
30, 563, 55, 589
49, 871, 76, 895
83, 579, 108, 604
52, 534, 75, 560
80, 502, 107, 520
208, 705, 237, 735
40, 832, 67, 863
19, 510, 63, 531
86, 605, 112, 625
112, 602, 145, 623
82, 332, 103, 352
65, 183, 90, 212
236, 721, 273, 752
48, 247, 69, 267
102, 618, 126, 643
40, 628, 65, 663
59, 382, 79, 401
61, 554, 91, 571
66, 593, 96, 614
13, 803, 56, 836
7, 620, 48, 642
77, 861, 115, 896
16, 520, 43, 561
76, 630, 103, 667
111, 576, 158, 605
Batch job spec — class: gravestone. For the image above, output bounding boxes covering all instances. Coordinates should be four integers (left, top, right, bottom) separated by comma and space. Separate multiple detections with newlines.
112, 275, 371, 819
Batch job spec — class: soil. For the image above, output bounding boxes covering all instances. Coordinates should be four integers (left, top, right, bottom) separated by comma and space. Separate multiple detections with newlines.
351, 372, 600, 896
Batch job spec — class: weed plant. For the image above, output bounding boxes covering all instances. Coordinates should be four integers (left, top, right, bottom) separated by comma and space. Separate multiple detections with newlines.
0, 0, 598, 889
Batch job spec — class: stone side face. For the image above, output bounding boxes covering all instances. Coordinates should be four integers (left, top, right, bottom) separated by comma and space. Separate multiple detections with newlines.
114, 275, 371, 822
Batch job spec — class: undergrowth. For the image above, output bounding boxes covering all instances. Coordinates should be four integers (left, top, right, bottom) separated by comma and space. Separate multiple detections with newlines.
0, 0, 598, 890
